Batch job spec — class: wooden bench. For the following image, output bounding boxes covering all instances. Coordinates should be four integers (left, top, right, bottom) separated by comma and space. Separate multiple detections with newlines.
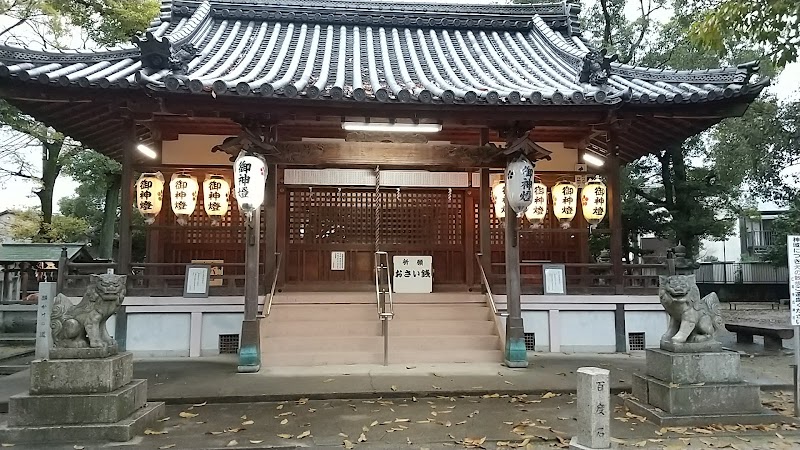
725, 323, 794, 350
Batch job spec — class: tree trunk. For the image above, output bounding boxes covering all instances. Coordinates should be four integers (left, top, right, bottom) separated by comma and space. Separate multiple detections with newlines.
34, 139, 65, 240
99, 174, 122, 259
668, 145, 697, 259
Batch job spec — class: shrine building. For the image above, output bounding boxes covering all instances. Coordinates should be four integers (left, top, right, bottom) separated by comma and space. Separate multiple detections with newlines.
0, 0, 766, 368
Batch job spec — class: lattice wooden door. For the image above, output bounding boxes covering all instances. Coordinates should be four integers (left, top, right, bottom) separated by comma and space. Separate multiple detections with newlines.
285, 187, 467, 286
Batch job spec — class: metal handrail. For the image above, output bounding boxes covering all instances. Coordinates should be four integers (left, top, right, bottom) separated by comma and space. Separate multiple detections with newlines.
374, 251, 394, 319
264, 253, 283, 317
375, 251, 394, 366
475, 253, 507, 317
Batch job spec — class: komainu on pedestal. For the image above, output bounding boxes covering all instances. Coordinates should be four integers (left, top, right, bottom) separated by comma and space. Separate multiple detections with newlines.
658, 274, 724, 353
0, 274, 164, 444
625, 246, 780, 426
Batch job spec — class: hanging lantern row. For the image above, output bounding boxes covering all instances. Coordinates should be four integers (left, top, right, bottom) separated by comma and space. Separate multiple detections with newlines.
135, 171, 233, 225
492, 177, 607, 228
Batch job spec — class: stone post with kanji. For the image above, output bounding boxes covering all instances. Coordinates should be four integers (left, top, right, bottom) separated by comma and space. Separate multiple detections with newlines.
571, 367, 611, 450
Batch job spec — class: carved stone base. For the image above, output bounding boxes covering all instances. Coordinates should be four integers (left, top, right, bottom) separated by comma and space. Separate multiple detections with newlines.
49, 344, 118, 360
660, 339, 722, 353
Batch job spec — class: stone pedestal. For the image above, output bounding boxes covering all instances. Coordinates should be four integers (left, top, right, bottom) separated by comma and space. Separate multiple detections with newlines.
625, 348, 780, 426
570, 367, 612, 450
0, 352, 164, 443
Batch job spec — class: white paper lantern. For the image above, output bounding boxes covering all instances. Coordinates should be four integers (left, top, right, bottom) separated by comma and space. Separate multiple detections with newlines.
135, 172, 164, 225
552, 180, 578, 228
491, 181, 506, 220
233, 151, 267, 217
203, 174, 230, 225
170, 173, 199, 225
524, 182, 548, 228
581, 178, 607, 226
505, 155, 535, 217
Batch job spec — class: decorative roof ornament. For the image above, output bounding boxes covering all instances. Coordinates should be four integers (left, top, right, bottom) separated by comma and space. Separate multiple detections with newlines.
132, 31, 198, 74
579, 48, 618, 86
733, 61, 760, 85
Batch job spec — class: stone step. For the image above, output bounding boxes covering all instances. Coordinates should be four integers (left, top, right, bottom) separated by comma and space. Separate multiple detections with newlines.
273, 292, 485, 304
262, 319, 497, 337
267, 304, 491, 321
264, 349, 503, 366
262, 335, 501, 353
0, 401, 165, 444
9, 379, 147, 426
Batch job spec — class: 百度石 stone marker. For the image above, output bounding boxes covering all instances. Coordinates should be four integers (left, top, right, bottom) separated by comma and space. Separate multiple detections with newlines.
570, 367, 611, 450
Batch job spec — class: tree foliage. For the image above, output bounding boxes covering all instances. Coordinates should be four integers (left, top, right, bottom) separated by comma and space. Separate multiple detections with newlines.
764, 198, 800, 264
689, 0, 800, 67
0, 0, 159, 47
10, 207, 89, 243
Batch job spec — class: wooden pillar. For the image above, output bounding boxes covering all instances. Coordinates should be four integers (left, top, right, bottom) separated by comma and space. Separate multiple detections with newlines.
264, 163, 278, 294
607, 130, 624, 293
20, 263, 29, 301
118, 120, 135, 277
56, 247, 67, 294
1, 264, 9, 303
479, 169, 491, 283
465, 187, 475, 288
239, 206, 262, 373
276, 168, 287, 287
503, 191, 528, 367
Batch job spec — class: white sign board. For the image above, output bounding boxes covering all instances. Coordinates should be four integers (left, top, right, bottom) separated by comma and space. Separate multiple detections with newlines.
35, 282, 56, 360
543, 264, 566, 295
393, 256, 433, 294
789, 235, 800, 326
331, 251, 345, 271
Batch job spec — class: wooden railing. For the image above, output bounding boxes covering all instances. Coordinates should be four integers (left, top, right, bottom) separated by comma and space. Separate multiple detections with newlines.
60, 261, 267, 297
487, 261, 666, 295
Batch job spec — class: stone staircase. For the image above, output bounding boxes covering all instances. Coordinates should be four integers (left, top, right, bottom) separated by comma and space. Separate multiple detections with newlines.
260, 292, 503, 366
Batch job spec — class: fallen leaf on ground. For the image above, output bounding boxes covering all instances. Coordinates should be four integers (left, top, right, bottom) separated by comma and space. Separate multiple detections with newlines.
343, 439, 355, 449
323, 378, 334, 383
276, 404, 284, 410
297, 398, 309, 405
158, 445, 176, 450
249, 440, 263, 444
632, 442, 647, 448
241, 420, 254, 426
370, 421, 379, 427
504, 380, 514, 385
432, 385, 441, 390
777, 432, 785, 439
157, 417, 171, 422
339, 433, 349, 438
192, 401, 207, 407
298, 430, 311, 439
309, 408, 316, 413
144, 429, 168, 435
396, 418, 409, 422
179, 411, 198, 418
280, 418, 288, 425
541, 392, 560, 399
277, 434, 293, 439
73, 447, 84, 450
359, 433, 367, 442
226, 440, 237, 447
391, 385, 398, 391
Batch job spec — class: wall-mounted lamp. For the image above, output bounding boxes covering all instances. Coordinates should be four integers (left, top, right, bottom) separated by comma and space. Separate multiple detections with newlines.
137, 144, 157, 159
341, 122, 442, 133
583, 152, 605, 167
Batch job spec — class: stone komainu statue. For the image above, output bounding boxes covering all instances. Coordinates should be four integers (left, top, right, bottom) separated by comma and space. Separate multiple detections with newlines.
659, 274, 724, 344
51, 274, 127, 349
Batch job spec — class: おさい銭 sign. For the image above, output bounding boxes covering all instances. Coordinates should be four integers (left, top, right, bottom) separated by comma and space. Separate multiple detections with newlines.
393, 256, 433, 293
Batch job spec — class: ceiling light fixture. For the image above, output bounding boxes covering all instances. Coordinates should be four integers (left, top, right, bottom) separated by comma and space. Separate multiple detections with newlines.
583, 152, 605, 167
137, 144, 158, 159
341, 122, 442, 133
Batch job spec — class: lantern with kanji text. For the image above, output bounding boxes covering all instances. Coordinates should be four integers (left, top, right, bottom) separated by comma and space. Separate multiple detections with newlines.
581, 178, 607, 226
233, 151, 267, 218
203, 174, 230, 225
505, 154, 535, 217
524, 182, 548, 228
170, 173, 199, 225
135, 172, 164, 225
491, 181, 506, 220
552, 180, 578, 228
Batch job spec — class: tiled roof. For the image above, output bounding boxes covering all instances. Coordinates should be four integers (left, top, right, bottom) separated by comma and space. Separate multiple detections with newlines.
0, 0, 766, 106
0, 243, 91, 263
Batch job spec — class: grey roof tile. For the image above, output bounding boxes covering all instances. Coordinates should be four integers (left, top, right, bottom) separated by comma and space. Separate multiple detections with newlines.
0, 0, 766, 106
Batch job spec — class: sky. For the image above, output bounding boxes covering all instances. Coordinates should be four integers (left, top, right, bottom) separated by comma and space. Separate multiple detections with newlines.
0, 0, 798, 213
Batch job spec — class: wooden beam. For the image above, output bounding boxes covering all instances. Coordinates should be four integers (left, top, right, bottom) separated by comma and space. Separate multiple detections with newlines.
256, 141, 509, 168
118, 120, 134, 277
606, 130, 624, 293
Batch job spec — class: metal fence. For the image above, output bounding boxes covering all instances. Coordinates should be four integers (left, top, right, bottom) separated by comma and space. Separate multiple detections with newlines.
695, 262, 789, 284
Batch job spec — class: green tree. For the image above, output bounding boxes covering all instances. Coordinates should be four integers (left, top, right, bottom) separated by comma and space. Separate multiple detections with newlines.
0, 0, 156, 239
764, 198, 800, 264
59, 150, 121, 258
689, 0, 800, 67
10, 208, 89, 243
